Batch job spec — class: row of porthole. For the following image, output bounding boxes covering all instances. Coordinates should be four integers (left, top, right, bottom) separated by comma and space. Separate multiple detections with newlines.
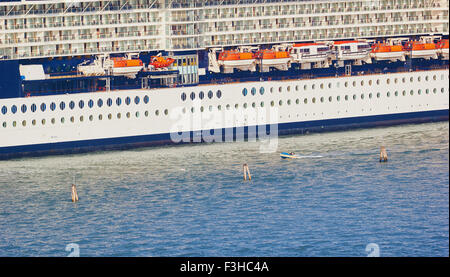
241, 74, 446, 96
1, 108, 172, 128
1, 95, 150, 115
181, 90, 222, 101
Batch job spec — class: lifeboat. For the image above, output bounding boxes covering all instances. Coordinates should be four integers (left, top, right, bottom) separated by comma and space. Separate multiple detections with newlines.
370, 43, 406, 62
255, 49, 290, 72
217, 50, 256, 73
149, 55, 175, 69
110, 55, 144, 77
404, 41, 439, 60
290, 43, 332, 63
437, 39, 449, 60
333, 40, 372, 65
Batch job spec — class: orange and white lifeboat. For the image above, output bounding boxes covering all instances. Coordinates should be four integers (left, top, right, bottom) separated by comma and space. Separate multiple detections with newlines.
218, 50, 256, 73
404, 41, 439, 60
255, 49, 290, 71
333, 41, 372, 63
437, 39, 449, 60
290, 43, 332, 63
370, 43, 406, 62
111, 56, 144, 76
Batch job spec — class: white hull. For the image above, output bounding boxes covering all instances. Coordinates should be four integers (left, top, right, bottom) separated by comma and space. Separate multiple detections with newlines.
0, 70, 448, 153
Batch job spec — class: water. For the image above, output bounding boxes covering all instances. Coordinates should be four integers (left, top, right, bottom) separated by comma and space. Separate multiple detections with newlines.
0, 122, 448, 257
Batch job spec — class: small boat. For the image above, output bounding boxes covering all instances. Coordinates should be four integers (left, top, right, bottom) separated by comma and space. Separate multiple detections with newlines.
280, 152, 300, 159
290, 42, 332, 64
333, 40, 372, 65
404, 41, 439, 60
437, 39, 449, 60
218, 49, 256, 73
255, 49, 290, 71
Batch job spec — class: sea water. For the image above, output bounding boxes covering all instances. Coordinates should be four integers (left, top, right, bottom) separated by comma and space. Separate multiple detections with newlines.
0, 122, 448, 257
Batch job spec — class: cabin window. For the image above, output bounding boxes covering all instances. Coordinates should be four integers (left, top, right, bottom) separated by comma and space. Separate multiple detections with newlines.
144, 95, 149, 104
260, 87, 265, 95
98, 114, 103, 120
21, 104, 27, 113
117, 113, 121, 119
11, 105, 17, 114
190, 92, 195, 100
1, 106, 7, 115
41, 103, 46, 112
31, 104, 37, 112
242, 88, 248, 96
251, 87, 256, 95
181, 93, 187, 101
42, 119, 46, 125
69, 101, 75, 109
199, 91, 205, 100
98, 99, 103, 107
135, 97, 140, 105
216, 90, 222, 98
125, 97, 131, 105
287, 99, 291, 105
207, 91, 213, 99
107, 98, 113, 107
50, 103, 56, 111
295, 98, 300, 104
116, 98, 121, 106
79, 100, 84, 109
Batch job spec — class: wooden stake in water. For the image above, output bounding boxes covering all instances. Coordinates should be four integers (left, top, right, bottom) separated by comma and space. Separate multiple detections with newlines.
243, 164, 252, 181
379, 146, 388, 162
71, 184, 79, 202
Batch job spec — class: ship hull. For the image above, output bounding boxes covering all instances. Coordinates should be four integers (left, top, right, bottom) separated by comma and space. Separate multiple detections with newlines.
1, 69, 448, 160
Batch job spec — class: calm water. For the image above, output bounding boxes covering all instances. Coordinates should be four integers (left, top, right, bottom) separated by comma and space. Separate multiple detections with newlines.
0, 122, 448, 257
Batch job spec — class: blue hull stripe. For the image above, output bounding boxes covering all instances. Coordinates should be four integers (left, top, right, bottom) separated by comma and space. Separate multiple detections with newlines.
1, 109, 448, 160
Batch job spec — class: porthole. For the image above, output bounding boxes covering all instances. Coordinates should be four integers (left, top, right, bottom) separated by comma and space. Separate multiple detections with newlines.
144, 111, 149, 117
116, 97, 122, 106
433, 88, 437, 94
426, 89, 429, 94
98, 99, 103, 107
260, 87, 265, 95
70, 116, 75, 123
1, 106, 7, 115
387, 91, 391, 97
369, 80, 372, 86
134, 96, 140, 105
155, 110, 160, 116
394, 91, 398, 97
304, 98, 308, 104
89, 115, 93, 121
80, 116, 84, 122
107, 98, 113, 107
234, 104, 239, 109
410, 77, 413, 82
425, 76, 429, 81
433, 75, 436, 80
117, 113, 121, 119
32, 119, 36, 126
21, 104, 27, 113
295, 85, 299, 91
31, 104, 37, 112
135, 111, 140, 118
208, 90, 213, 99
296, 99, 300, 104
260, 102, 264, 107
418, 89, 422, 95
394, 78, 398, 84
22, 120, 26, 126
376, 79, 380, 85
125, 97, 131, 105
226, 104, 230, 110
108, 113, 112, 120
51, 118, 55, 124
287, 86, 291, 92
417, 76, 421, 82
243, 103, 248, 109
79, 100, 84, 109
402, 77, 406, 83
345, 95, 349, 101
2, 122, 6, 128
279, 100, 283, 106
199, 91, 205, 100
360, 94, 364, 100
69, 101, 75, 109
328, 83, 332, 89
312, 98, 316, 103
402, 90, 406, 96
344, 82, 348, 88
287, 99, 291, 105
98, 114, 103, 120
41, 119, 46, 125
410, 90, 414, 95
242, 88, 248, 96
304, 84, 307, 90
218, 105, 222, 110
352, 81, 356, 87
369, 93, 372, 99
11, 105, 17, 114
126, 112, 131, 118
329, 96, 332, 102
337, 96, 341, 101
441, 88, 444, 93
352, 94, 356, 100
88, 99, 94, 108
251, 87, 256, 95
320, 97, 324, 103
209, 105, 213, 111
319, 84, 324, 89
144, 95, 149, 104
270, 87, 274, 93
251, 102, 256, 108
386, 79, 390, 85
311, 84, 315, 90
216, 90, 222, 98
13, 121, 17, 127
270, 101, 275, 107
181, 92, 187, 101
190, 92, 195, 100
60, 117, 65, 123
279, 87, 283, 92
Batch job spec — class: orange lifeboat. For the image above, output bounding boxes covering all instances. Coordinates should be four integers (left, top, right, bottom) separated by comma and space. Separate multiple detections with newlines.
370, 43, 406, 62
149, 56, 175, 69
255, 49, 290, 72
404, 41, 439, 59
110, 56, 144, 77
217, 50, 256, 73
112, 57, 143, 68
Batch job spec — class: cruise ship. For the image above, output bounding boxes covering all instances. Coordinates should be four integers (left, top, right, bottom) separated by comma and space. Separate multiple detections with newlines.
0, 0, 448, 159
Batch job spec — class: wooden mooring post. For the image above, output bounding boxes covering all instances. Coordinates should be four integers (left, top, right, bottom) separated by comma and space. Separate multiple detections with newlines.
379, 146, 388, 162
71, 184, 79, 202
243, 163, 252, 181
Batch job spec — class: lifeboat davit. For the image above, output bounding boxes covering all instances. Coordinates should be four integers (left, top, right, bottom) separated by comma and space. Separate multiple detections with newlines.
370, 43, 406, 62
255, 49, 290, 72
111, 57, 144, 76
437, 39, 449, 60
333, 40, 372, 65
404, 41, 439, 60
149, 55, 175, 69
218, 50, 256, 73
